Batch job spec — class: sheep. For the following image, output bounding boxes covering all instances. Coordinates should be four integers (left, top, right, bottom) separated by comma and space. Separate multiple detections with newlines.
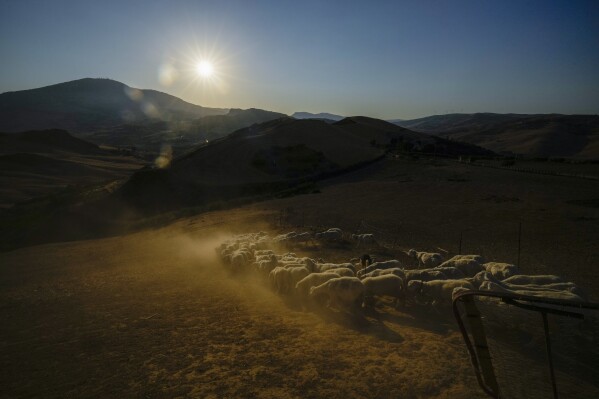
473, 272, 588, 300
252, 254, 278, 274
357, 260, 402, 277
316, 262, 355, 274
408, 249, 444, 268
441, 254, 485, 266
269, 266, 310, 294
326, 267, 355, 277
434, 266, 465, 280
230, 249, 253, 272
360, 268, 405, 280
361, 274, 404, 307
483, 262, 520, 280
254, 250, 275, 257
479, 281, 584, 302
315, 228, 342, 242
295, 272, 341, 297
288, 232, 313, 244
407, 279, 474, 305
269, 266, 287, 293
470, 271, 500, 289
309, 277, 364, 311
352, 233, 377, 248
502, 274, 564, 286
437, 258, 482, 277
404, 268, 447, 284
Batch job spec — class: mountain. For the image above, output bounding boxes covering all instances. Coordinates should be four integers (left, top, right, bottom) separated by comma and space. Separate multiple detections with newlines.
439, 114, 599, 158
394, 113, 538, 133
117, 116, 492, 211
85, 107, 288, 153
188, 108, 288, 140
292, 112, 344, 121
394, 113, 599, 158
0, 78, 228, 133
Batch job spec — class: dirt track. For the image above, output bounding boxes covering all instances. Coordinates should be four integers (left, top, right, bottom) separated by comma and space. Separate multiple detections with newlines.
0, 209, 483, 398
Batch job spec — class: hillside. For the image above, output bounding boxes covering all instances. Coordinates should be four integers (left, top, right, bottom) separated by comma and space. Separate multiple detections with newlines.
0, 129, 101, 155
0, 129, 145, 207
0, 78, 228, 133
118, 116, 493, 211
85, 107, 287, 154
188, 108, 288, 140
292, 111, 344, 121
395, 113, 599, 158
394, 113, 537, 133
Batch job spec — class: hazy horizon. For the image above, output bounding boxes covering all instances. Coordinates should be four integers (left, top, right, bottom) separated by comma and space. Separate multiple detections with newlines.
1, 0, 598, 119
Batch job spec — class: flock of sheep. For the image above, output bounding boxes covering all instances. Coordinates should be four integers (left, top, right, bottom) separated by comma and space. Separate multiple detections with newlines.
216, 229, 589, 313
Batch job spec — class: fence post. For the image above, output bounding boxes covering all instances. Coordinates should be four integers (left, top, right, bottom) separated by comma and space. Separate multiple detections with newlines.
517, 222, 522, 269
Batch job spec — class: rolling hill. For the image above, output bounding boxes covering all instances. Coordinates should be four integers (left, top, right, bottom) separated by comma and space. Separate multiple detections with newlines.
395, 113, 599, 158
0, 129, 145, 207
394, 113, 537, 133
292, 111, 345, 121
0, 129, 101, 155
117, 116, 493, 211
441, 114, 599, 158
85, 108, 288, 154
0, 78, 228, 133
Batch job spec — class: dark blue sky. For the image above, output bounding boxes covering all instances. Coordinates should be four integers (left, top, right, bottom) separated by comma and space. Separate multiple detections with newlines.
1, 0, 598, 118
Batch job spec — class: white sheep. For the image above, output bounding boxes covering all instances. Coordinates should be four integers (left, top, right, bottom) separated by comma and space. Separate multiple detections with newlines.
351, 233, 377, 248
442, 254, 485, 265
479, 281, 584, 302
437, 258, 482, 277
315, 228, 342, 242
230, 249, 253, 272
502, 274, 564, 286
357, 260, 402, 277
316, 262, 355, 273
407, 279, 474, 305
483, 262, 520, 280
295, 272, 341, 297
269, 266, 310, 294
434, 266, 466, 280
404, 268, 447, 284
252, 254, 278, 274
473, 272, 587, 300
326, 267, 355, 277
408, 249, 444, 268
362, 274, 404, 307
359, 268, 405, 280
289, 232, 313, 244
309, 277, 364, 311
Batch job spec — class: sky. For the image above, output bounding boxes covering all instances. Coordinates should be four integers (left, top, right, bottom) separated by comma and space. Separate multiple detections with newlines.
1, 0, 598, 119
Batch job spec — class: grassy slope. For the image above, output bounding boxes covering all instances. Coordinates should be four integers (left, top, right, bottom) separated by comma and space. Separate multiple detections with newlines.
0, 209, 482, 399
1, 155, 598, 397
0, 130, 145, 207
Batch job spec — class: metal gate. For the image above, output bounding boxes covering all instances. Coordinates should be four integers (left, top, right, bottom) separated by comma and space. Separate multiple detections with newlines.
453, 290, 599, 398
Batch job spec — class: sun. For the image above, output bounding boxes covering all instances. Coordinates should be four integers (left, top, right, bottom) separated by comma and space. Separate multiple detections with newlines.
196, 60, 214, 78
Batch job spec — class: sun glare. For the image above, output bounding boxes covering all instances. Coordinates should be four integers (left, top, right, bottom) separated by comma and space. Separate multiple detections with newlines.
196, 60, 214, 78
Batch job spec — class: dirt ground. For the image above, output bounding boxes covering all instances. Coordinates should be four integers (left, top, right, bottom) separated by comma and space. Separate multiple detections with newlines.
0, 208, 484, 398
1, 155, 598, 398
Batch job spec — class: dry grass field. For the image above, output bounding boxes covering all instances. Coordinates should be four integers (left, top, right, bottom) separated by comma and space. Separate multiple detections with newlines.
1, 154, 598, 398
0, 209, 483, 398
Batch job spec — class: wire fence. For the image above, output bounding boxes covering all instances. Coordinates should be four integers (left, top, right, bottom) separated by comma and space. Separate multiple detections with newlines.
274, 209, 529, 266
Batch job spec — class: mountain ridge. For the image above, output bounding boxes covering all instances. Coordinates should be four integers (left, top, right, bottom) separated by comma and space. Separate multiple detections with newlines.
0, 78, 228, 133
